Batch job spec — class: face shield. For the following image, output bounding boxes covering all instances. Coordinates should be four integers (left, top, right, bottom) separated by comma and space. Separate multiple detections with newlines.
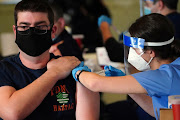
123, 32, 174, 75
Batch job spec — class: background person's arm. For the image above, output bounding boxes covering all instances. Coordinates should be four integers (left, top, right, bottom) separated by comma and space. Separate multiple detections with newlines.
100, 22, 112, 43
76, 82, 100, 120
100, 20, 124, 62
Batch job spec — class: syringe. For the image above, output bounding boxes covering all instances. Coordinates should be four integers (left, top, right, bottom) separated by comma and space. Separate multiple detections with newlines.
95, 68, 109, 76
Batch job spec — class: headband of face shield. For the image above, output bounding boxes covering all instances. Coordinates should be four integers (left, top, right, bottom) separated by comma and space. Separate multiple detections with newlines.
123, 32, 174, 72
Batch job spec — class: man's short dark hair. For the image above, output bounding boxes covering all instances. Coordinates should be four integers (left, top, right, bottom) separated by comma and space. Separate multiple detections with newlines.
154, 0, 178, 10
14, 0, 54, 25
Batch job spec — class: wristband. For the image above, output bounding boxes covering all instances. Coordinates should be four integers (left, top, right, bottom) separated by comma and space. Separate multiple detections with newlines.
77, 70, 86, 82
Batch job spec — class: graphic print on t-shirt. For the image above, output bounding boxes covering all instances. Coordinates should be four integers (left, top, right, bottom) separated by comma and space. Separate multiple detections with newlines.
51, 84, 75, 112
56, 92, 69, 105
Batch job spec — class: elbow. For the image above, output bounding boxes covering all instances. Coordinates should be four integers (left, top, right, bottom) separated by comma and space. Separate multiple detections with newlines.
3, 109, 25, 120
85, 79, 101, 92
80, 72, 102, 92
149, 111, 155, 118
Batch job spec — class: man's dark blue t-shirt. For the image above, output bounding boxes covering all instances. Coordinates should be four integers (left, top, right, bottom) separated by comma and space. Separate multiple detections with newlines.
0, 54, 76, 120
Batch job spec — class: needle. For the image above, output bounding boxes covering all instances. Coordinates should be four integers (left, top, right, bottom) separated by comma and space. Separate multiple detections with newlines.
95, 70, 106, 75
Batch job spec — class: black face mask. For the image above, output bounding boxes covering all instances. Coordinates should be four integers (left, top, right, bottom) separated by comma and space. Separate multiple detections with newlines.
15, 27, 52, 57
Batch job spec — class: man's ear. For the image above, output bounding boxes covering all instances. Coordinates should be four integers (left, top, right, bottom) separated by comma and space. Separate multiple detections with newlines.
51, 25, 57, 39
158, 0, 164, 10
58, 18, 65, 30
13, 25, 16, 38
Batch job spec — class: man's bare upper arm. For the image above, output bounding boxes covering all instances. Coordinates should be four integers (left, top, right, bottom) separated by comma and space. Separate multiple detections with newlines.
75, 82, 100, 120
0, 86, 16, 113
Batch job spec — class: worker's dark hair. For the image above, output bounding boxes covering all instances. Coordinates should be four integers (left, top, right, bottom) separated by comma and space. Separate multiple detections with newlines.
14, 0, 54, 25
129, 13, 180, 61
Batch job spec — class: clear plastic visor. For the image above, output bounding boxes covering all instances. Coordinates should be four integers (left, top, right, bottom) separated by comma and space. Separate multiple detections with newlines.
123, 32, 145, 75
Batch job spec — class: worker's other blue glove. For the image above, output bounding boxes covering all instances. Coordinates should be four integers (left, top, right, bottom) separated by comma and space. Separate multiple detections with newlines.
104, 65, 125, 77
72, 65, 91, 82
98, 15, 112, 27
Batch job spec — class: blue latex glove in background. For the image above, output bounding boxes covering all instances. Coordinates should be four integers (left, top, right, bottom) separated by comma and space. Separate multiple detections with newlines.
104, 65, 125, 77
98, 15, 112, 27
72, 64, 91, 82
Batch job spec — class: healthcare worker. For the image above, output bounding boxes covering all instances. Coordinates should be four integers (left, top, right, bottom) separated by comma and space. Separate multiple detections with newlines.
72, 13, 180, 120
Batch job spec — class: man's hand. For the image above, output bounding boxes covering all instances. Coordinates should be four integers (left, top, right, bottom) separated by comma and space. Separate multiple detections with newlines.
47, 56, 81, 80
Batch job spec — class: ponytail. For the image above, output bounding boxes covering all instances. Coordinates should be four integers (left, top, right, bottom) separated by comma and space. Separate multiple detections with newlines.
171, 39, 180, 60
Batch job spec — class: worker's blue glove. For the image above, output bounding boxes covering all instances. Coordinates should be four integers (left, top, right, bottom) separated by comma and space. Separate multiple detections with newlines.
98, 15, 112, 27
104, 65, 125, 77
72, 65, 91, 82
78, 61, 84, 67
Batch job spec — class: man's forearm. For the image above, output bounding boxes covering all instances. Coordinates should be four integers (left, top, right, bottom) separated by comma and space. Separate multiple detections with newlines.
3, 70, 59, 119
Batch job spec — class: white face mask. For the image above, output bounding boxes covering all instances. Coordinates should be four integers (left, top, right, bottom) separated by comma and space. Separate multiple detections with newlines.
128, 48, 153, 71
